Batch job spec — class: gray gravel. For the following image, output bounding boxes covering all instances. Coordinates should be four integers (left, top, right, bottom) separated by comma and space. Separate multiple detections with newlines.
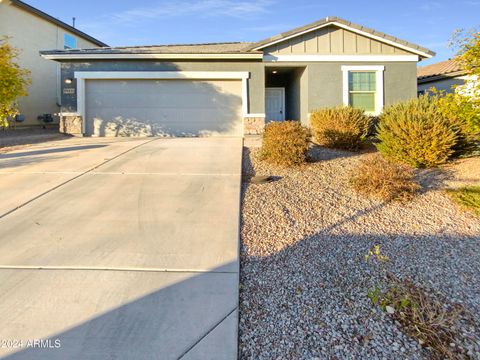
239, 143, 480, 359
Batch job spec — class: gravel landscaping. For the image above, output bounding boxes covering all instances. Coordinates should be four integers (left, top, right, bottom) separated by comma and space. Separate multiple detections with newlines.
239, 140, 480, 359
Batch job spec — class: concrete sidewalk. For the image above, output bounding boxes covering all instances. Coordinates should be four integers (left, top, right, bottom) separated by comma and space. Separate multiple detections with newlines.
0, 137, 242, 359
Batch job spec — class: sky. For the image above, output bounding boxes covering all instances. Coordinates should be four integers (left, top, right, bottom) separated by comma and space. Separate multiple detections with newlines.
28, 0, 480, 65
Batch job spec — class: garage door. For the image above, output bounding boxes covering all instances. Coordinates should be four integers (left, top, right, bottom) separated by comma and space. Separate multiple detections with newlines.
85, 79, 243, 137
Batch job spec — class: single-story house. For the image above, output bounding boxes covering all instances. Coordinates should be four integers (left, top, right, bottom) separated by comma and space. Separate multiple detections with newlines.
40, 16, 434, 137
417, 58, 471, 95
0, 0, 107, 126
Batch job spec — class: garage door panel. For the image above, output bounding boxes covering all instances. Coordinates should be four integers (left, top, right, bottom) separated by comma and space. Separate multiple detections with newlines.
85, 79, 243, 137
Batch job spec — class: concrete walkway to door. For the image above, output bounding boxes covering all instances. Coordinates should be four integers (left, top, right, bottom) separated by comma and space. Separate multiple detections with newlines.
0, 137, 242, 359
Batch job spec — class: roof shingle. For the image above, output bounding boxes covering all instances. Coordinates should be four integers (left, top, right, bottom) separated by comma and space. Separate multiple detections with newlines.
417, 59, 467, 80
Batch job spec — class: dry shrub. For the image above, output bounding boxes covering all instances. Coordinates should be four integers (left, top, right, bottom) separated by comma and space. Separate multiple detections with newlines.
351, 153, 420, 201
376, 95, 457, 168
261, 121, 310, 166
310, 106, 371, 150
380, 277, 468, 360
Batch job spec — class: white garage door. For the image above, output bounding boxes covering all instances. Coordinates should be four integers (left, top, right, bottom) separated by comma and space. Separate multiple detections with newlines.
85, 79, 243, 137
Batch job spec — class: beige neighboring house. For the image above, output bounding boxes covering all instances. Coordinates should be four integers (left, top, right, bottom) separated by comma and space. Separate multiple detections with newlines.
0, 0, 106, 126
417, 58, 472, 94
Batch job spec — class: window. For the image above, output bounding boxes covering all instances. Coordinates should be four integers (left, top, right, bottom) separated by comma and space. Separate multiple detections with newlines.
342, 65, 384, 115
349, 72, 376, 112
64, 34, 77, 49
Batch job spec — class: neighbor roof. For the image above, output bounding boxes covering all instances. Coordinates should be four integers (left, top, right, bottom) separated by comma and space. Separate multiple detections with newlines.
10, 0, 107, 47
248, 16, 435, 58
417, 59, 467, 82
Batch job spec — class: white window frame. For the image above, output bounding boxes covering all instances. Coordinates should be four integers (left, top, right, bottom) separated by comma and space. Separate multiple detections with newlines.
342, 65, 384, 115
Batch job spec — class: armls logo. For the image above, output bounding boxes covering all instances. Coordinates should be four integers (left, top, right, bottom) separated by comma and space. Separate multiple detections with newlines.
25, 339, 61, 349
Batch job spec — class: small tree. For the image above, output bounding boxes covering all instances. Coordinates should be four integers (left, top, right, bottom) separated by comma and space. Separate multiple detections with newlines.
0, 37, 31, 128
446, 29, 480, 134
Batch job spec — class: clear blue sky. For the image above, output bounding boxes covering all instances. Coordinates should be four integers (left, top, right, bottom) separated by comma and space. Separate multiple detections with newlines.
29, 0, 480, 65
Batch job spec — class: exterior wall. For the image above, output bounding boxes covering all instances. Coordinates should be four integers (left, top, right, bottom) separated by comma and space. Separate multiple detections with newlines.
0, 1, 101, 126
59, 60, 265, 115
306, 62, 417, 124
263, 26, 411, 55
418, 76, 467, 94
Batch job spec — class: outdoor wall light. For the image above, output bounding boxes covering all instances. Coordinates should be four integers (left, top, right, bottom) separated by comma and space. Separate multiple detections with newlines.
64, 78, 73, 84
272, 70, 278, 74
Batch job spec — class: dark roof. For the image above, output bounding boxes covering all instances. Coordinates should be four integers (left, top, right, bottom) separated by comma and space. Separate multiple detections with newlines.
10, 0, 107, 47
41, 42, 258, 55
247, 16, 435, 58
417, 59, 467, 81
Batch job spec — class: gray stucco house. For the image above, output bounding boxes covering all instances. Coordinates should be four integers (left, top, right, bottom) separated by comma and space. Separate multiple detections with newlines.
41, 16, 434, 137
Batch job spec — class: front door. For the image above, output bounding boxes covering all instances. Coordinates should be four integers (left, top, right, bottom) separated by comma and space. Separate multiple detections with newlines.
265, 87, 285, 121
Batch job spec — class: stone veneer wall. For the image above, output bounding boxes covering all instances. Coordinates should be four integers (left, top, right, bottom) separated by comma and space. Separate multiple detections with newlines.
59, 115, 82, 136
243, 116, 265, 135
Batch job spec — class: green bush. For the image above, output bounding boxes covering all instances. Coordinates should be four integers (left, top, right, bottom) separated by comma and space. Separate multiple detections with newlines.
310, 106, 371, 151
376, 95, 457, 168
437, 91, 479, 156
261, 121, 310, 166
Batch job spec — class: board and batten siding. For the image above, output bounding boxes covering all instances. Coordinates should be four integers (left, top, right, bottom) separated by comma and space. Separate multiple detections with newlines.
263, 26, 411, 55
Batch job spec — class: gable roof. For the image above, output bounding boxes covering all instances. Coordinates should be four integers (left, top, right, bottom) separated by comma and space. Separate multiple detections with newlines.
248, 16, 435, 59
417, 59, 467, 82
10, 0, 107, 47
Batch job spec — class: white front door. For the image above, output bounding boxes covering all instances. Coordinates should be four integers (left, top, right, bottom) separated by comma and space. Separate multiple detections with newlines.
265, 87, 285, 121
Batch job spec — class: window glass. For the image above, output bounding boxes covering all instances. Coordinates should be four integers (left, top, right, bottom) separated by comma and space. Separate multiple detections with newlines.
64, 34, 77, 49
348, 71, 376, 112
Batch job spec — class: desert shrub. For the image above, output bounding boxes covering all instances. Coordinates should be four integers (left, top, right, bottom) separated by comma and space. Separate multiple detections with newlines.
261, 121, 310, 166
350, 153, 420, 201
310, 106, 371, 150
446, 185, 480, 216
437, 91, 479, 156
376, 95, 457, 168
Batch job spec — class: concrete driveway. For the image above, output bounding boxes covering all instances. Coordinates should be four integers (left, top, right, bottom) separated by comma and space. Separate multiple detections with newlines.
0, 137, 242, 359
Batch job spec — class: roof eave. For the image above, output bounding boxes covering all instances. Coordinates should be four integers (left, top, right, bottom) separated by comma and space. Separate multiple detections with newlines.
40, 52, 264, 60
417, 70, 469, 83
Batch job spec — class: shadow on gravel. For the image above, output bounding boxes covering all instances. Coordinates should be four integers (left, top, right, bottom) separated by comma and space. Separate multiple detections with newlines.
239, 228, 480, 359
416, 167, 455, 193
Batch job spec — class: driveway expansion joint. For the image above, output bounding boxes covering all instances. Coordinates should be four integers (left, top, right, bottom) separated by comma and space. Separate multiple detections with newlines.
177, 307, 238, 360
0, 138, 160, 220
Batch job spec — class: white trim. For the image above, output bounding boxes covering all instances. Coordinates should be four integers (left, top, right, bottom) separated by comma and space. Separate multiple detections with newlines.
252, 21, 432, 58
263, 54, 419, 62
74, 71, 249, 80
73, 71, 250, 134
243, 113, 266, 118
341, 65, 385, 71
42, 53, 263, 60
341, 65, 384, 116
